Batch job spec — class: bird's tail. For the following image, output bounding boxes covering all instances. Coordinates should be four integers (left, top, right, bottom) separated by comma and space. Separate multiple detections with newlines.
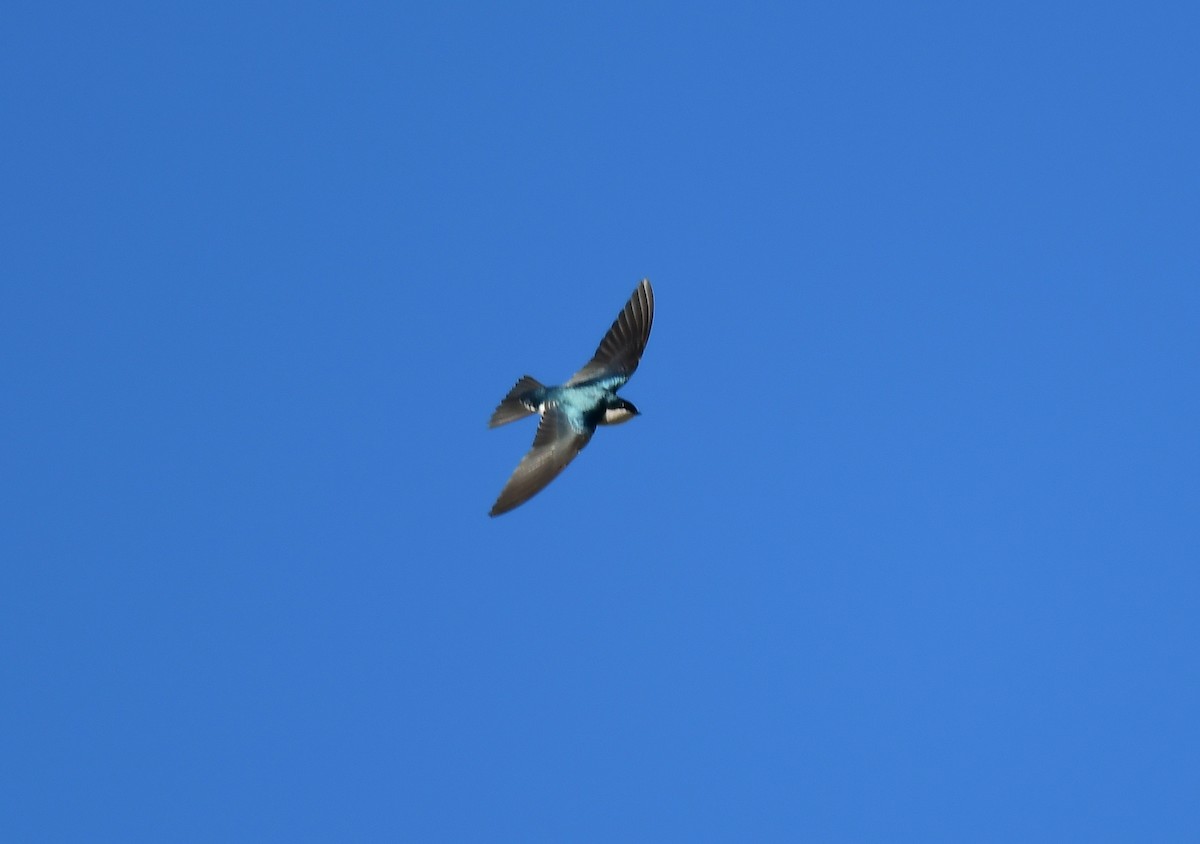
489, 375, 544, 427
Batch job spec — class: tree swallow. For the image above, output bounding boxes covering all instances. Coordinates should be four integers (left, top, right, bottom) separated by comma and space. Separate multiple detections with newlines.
488, 278, 654, 516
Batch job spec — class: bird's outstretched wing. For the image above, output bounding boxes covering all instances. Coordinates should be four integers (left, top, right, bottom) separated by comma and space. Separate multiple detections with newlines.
489, 403, 594, 516
567, 279, 654, 386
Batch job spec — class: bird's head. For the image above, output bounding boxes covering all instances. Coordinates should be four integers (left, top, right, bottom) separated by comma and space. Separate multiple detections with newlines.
601, 398, 639, 425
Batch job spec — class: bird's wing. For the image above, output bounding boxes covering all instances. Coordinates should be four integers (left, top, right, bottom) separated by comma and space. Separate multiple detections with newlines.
489, 403, 594, 516
567, 279, 654, 386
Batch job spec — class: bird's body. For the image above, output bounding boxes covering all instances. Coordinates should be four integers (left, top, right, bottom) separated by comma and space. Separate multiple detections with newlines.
488, 279, 654, 516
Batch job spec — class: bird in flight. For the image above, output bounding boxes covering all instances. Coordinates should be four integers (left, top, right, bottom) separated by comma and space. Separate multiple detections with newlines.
488, 279, 654, 516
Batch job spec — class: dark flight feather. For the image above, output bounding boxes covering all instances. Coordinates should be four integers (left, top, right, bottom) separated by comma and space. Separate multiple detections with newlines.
567, 279, 654, 385
489, 404, 593, 516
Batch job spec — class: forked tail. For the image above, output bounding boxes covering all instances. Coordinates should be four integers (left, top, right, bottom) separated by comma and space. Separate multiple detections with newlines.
488, 375, 544, 427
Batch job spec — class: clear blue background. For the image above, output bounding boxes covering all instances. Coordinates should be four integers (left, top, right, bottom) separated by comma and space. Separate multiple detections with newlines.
3, 2, 1197, 840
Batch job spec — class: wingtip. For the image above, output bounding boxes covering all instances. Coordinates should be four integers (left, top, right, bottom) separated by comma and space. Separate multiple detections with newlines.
637, 278, 653, 314
488, 500, 514, 517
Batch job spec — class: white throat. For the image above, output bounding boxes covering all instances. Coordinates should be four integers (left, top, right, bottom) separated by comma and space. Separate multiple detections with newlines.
602, 406, 636, 425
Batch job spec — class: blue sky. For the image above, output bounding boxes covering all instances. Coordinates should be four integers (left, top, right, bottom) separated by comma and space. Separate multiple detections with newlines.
3, 1, 1198, 840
